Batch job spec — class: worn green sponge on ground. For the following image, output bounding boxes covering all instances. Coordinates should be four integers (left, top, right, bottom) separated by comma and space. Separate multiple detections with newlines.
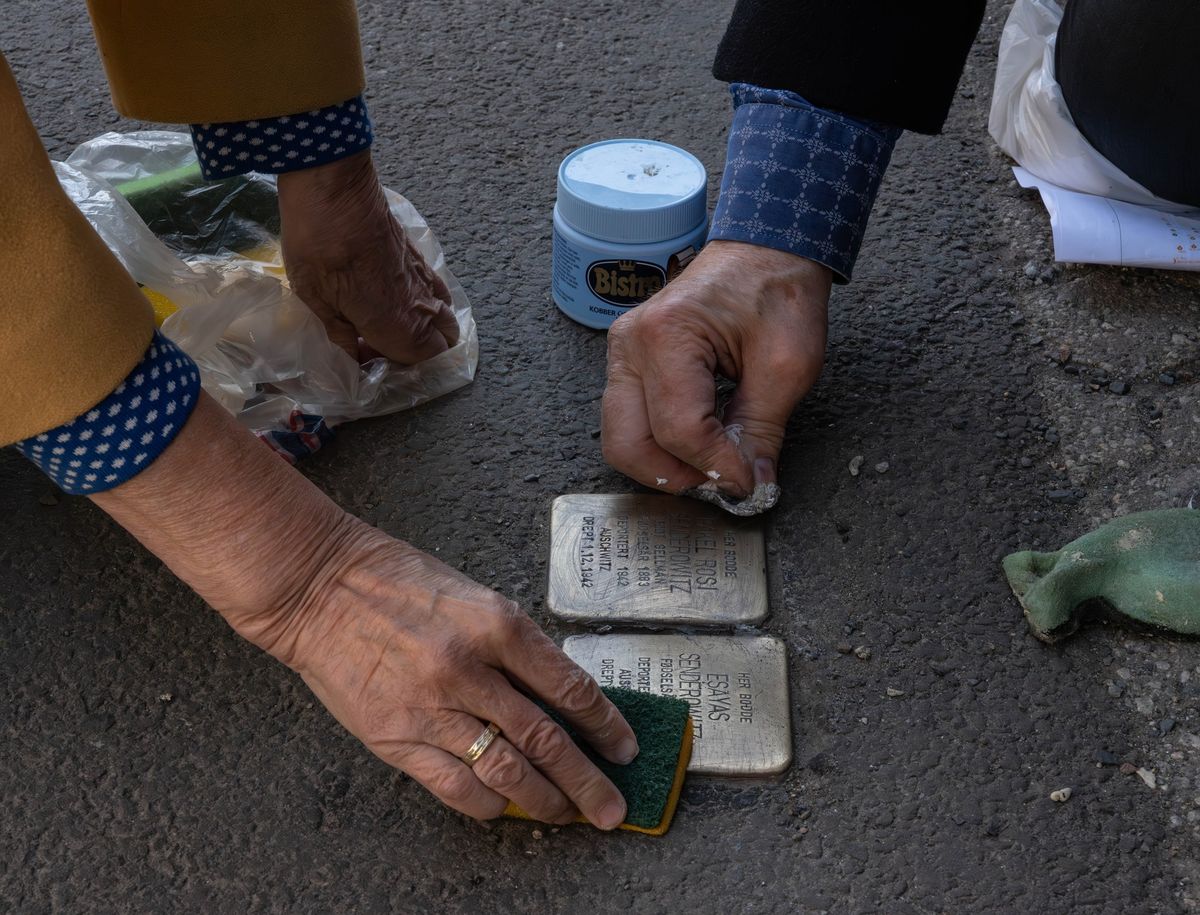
1003, 508, 1200, 642
505, 686, 693, 835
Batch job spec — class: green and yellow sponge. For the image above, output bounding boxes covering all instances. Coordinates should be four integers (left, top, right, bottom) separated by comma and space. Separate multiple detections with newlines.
505, 687, 693, 836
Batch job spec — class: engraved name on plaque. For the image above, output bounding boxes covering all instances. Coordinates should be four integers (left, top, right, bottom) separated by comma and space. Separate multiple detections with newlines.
564, 633, 792, 776
547, 494, 768, 626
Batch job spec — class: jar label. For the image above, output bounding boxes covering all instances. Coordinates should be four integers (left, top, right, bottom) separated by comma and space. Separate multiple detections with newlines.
587, 259, 667, 307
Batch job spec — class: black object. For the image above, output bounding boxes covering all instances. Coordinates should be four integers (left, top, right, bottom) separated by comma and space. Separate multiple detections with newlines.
712, 0, 986, 134
1057, 0, 1200, 207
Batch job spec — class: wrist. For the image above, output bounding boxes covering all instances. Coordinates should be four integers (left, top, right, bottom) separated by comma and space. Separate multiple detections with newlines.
277, 149, 389, 262
278, 148, 378, 210
90, 392, 360, 658
684, 241, 832, 325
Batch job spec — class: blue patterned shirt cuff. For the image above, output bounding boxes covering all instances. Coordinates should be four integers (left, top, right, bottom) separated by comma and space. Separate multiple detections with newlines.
190, 95, 374, 180
709, 84, 902, 283
16, 331, 201, 495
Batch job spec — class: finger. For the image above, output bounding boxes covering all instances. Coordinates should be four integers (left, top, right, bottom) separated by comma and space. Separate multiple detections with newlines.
601, 371, 707, 493
720, 392, 791, 490
430, 712, 576, 825
403, 232, 459, 347
430, 295, 461, 348
361, 296, 452, 365
428, 268, 453, 314
319, 311, 363, 360
396, 744, 508, 821
639, 340, 754, 496
462, 670, 628, 831
720, 336, 826, 485
497, 624, 638, 766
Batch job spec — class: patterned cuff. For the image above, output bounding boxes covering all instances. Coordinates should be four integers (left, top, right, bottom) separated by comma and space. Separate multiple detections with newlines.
709, 84, 902, 283
190, 95, 374, 180
16, 331, 201, 495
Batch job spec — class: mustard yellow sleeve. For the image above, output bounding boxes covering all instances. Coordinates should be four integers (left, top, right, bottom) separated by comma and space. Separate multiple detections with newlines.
0, 55, 154, 446
85, 0, 366, 124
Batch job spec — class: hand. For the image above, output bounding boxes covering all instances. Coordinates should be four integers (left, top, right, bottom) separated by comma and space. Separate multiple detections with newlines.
93, 393, 636, 828
258, 523, 639, 828
602, 240, 832, 498
278, 150, 459, 364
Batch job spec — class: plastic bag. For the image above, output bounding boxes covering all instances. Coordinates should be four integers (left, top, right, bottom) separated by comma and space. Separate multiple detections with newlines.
55, 131, 478, 446
987, 0, 1190, 212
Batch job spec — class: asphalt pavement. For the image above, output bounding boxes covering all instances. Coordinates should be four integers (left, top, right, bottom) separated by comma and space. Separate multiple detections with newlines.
2, 1, 1198, 912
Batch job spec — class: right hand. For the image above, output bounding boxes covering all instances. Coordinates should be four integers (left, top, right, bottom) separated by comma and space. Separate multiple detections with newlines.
244, 520, 638, 828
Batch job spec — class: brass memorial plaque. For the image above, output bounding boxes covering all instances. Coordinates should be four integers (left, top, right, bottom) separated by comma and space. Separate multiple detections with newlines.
564, 633, 792, 776
547, 494, 767, 626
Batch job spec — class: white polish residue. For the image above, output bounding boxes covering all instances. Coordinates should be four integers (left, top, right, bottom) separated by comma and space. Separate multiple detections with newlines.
656, 477, 669, 486
706, 470, 721, 480
724, 424, 744, 446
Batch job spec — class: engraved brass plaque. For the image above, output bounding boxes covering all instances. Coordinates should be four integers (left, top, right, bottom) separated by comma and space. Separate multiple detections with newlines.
547, 494, 767, 626
563, 633, 792, 776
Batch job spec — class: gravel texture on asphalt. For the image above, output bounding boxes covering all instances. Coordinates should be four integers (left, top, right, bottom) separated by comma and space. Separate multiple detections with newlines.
2, 1, 1198, 912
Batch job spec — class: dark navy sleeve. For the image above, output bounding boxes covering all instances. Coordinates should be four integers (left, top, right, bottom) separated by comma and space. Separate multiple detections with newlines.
190, 95, 374, 181
708, 84, 901, 283
15, 331, 201, 495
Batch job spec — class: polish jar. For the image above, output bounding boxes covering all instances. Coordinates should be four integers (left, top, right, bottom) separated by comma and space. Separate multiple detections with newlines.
552, 139, 708, 329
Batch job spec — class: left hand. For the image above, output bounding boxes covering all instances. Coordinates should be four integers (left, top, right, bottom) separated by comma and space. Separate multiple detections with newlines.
602, 240, 832, 498
278, 150, 460, 364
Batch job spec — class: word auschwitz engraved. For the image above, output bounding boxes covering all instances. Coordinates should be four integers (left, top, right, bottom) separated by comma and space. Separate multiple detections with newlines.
548, 494, 767, 625
565, 633, 791, 776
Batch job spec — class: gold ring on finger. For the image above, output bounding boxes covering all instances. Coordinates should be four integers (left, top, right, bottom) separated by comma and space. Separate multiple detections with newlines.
461, 722, 501, 767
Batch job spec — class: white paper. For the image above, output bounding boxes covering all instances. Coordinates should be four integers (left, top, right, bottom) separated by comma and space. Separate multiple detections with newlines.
1015, 167, 1200, 271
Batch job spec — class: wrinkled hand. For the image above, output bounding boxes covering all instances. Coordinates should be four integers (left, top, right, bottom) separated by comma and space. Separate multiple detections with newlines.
278, 150, 459, 364
602, 240, 832, 498
94, 394, 635, 829
249, 520, 638, 828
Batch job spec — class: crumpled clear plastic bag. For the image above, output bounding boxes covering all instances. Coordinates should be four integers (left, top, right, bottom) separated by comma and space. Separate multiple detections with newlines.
988, 0, 1191, 212
54, 130, 478, 438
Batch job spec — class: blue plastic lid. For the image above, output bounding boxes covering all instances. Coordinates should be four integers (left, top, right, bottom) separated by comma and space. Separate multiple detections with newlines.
556, 139, 708, 244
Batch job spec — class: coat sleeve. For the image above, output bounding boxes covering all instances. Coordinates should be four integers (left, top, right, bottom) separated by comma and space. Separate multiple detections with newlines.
0, 55, 153, 446
85, 0, 366, 123
713, 0, 987, 134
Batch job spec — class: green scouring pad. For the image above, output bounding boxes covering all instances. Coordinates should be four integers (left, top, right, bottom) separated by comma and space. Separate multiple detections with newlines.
115, 163, 281, 256
504, 686, 693, 835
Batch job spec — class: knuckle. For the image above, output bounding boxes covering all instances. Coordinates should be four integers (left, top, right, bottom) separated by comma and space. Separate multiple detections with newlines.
475, 746, 527, 795
607, 312, 635, 342
428, 765, 477, 806
421, 709, 460, 746
599, 437, 636, 474
426, 639, 472, 686
521, 716, 573, 768
555, 667, 602, 719
763, 350, 813, 392
486, 595, 531, 641
653, 414, 696, 453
